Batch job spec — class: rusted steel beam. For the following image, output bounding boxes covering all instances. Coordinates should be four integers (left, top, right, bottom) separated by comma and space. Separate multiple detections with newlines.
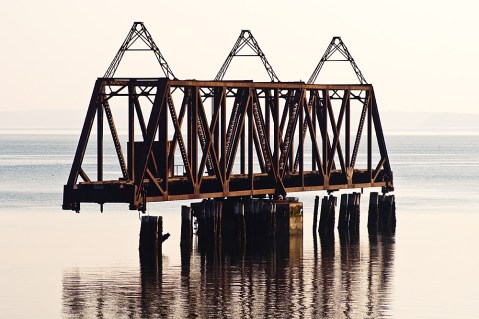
63, 78, 393, 211
101, 78, 372, 90
66, 79, 103, 187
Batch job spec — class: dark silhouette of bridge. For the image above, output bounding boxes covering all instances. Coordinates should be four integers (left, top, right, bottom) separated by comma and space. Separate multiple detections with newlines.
62, 22, 393, 212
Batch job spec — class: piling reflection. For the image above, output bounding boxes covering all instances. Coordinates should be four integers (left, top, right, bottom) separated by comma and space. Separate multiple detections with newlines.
367, 234, 396, 318
62, 231, 395, 318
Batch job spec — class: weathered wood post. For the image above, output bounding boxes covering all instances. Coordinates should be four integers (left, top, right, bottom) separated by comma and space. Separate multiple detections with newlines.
265, 200, 276, 238
139, 215, 163, 255
244, 198, 254, 239
338, 193, 349, 233
233, 201, 246, 243
214, 200, 223, 244
380, 195, 396, 234
319, 195, 336, 236
377, 194, 384, 231
319, 196, 328, 236
313, 195, 320, 234
181, 206, 192, 248
180, 206, 192, 275
327, 195, 336, 233
368, 192, 379, 234
348, 193, 360, 237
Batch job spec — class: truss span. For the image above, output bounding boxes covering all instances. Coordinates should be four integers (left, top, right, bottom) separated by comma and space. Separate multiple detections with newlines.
63, 78, 393, 211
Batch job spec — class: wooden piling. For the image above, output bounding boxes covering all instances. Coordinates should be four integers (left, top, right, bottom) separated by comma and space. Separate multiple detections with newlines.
233, 201, 245, 243
181, 205, 192, 248
265, 200, 276, 238
338, 193, 349, 233
180, 205, 191, 274
327, 195, 336, 232
313, 195, 320, 234
368, 192, 379, 234
244, 198, 255, 239
319, 195, 336, 237
318, 196, 328, 236
215, 200, 223, 243
139, 215, 162, 255
348, 193, 360, 235
377, 195, 385, 231
379, 195, 396, 234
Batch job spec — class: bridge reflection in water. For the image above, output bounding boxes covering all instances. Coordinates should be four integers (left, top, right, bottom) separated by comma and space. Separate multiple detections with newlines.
62, 233, 395, 318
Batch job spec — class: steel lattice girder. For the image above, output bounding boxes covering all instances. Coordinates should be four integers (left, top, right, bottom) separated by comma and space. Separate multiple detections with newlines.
63, 78, 393, 211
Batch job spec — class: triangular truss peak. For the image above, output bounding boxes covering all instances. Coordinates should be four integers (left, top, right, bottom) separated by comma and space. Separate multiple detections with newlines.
308, 36, 367, 84
215, 30, 280, 82
104, 22, 176, 79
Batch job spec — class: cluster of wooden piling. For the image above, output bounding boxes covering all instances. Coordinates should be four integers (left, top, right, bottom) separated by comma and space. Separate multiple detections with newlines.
139, 190, 394, 267
191, 200, 225, 248
314, 193, 361, 238
313, 191, 396, 238
368, 192, 396, 234
187, 197, 303, 251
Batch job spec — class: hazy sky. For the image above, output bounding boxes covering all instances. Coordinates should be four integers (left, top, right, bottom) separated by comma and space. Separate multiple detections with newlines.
1, 0, 478, 128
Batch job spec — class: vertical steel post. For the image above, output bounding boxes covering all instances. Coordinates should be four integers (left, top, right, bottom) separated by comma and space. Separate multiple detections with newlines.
192, 88, 198, 187
323, 90, 329, 177
248, 89, 254, 189
187, 89, 192, 176
159, 89, 168, 191
265, 89, 271, 143
346, 92, 351, 169
273, 88, 279, 177
214, 88, 220, 161
299, 92, 304, 186
312, 90, 317, 171
128, 83, 135, 181
240, 120, 245, 175
97, 93, 103, 182
367, 91, 372, 179
221, 88, 227, 182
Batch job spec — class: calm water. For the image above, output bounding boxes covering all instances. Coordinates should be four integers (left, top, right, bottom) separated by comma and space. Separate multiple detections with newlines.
1, 133, 479, 318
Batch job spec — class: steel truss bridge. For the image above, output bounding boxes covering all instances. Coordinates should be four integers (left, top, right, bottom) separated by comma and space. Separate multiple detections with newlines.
63, 78, 393, 211
62, 22, 393, 211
